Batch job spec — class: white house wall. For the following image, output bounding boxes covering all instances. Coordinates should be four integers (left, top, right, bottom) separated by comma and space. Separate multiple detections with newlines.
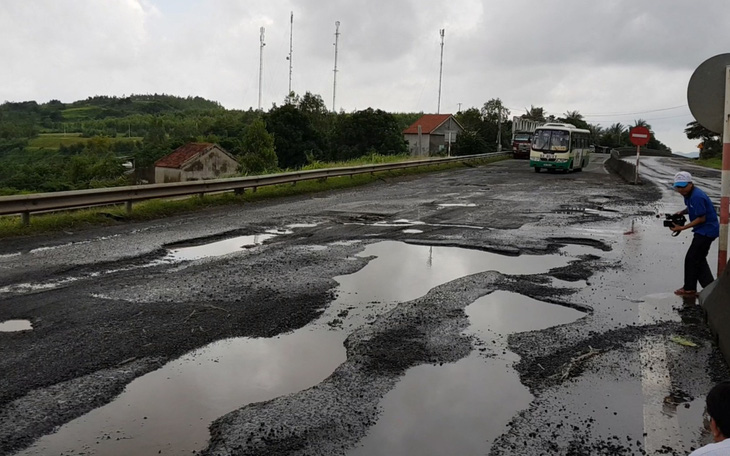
155, 167, 182, 184
180, 149, 238, 181
404, 133, 431, 157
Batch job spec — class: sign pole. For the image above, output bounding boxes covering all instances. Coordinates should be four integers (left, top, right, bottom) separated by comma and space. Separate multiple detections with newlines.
635, 144, 640, 185
719, 65, 730, 275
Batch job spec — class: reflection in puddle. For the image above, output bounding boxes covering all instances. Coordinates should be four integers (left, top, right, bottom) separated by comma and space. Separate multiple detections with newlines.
0, 319, 32, 332
349, 354, 530, 456
465, 290, 586, 335
19, 330, 346, 456
165, 233, 276, 261
335, 241, 580, 305
18, 241, 593, 455
350, 291, 585, 455
402, 229, 423, 234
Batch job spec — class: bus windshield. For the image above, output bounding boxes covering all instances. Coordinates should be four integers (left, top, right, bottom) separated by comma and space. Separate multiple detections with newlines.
532, 130, 570, 152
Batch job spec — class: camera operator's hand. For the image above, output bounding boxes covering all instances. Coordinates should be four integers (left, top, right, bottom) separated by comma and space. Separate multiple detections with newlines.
670, 224, 684, 232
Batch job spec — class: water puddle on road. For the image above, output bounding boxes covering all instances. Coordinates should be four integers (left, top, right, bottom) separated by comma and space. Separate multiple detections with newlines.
0, 319, 32, 332
164, 233, 276, 261
19, 330, 347, 456
18, 241, 594, 456
349, 291, 586, 455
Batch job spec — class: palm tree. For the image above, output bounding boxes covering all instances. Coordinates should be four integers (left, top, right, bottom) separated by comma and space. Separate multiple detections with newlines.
523, 105, 546, 122
603, 123, 626, 148
632, 119, 652, 131
558, 110, 589, 129
587, 124, 604, 146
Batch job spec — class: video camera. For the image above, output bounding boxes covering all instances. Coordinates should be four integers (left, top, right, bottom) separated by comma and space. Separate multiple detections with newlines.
659, 213, 687, 236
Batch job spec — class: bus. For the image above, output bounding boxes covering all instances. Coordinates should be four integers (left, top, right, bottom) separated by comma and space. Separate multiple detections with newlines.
529, 123, 592, 173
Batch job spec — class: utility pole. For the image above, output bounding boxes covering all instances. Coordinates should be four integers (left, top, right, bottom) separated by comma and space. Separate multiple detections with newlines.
332, 21, 341, 113
437, 29, 445, 114
457, 102, 462, 113
287, 11, 293, 96
258, 27, 265, 110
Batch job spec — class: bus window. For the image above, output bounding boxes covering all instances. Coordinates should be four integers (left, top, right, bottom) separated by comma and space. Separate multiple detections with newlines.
533, 129, 571, 152
533, 130, 551, 150
550, 131, 569, 151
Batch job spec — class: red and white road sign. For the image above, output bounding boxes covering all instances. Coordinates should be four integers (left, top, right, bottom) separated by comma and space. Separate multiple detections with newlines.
629, 126, 651, 147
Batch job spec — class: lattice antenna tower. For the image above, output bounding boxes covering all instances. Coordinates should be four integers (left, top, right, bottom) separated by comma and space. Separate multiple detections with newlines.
437, 29, 445, 114
258, 27, 266, 110
332, 21, 341, 112
287, 12, 294, 96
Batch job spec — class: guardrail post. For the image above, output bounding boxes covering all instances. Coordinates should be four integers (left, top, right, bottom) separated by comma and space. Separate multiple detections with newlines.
125, 201, 133, 215
198, 192, 205, 198
21, 211, 30, 226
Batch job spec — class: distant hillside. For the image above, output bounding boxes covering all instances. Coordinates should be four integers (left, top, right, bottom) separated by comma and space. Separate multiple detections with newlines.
0, 94, 224, 126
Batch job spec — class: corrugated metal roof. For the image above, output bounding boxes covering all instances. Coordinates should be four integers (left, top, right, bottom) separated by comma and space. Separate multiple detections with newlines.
402, 114, 453, 134
154, 143, 215, 169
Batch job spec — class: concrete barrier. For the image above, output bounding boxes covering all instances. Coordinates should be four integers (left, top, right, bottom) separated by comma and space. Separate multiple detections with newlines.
605, 150, 642, 184
700, 259, 730, 365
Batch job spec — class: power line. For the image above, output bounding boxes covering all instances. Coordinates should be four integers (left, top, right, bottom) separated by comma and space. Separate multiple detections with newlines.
582, 105, 688, 117
590, 113, 693, 124
505, 104, 688, 118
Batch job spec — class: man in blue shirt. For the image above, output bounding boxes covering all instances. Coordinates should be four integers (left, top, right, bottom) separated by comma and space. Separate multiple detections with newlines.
671, 171, 720, 296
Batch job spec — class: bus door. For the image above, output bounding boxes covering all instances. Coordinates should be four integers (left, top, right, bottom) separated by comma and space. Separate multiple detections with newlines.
572, 135, 582, 169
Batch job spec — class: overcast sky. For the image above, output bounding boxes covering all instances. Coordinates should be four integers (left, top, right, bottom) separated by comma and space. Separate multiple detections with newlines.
2, 0, 729, 153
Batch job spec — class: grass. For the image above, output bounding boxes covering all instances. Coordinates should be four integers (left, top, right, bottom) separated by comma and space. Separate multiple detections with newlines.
27, 133, 143, 150
695, 157, 722, 170
0, 155, 506, 239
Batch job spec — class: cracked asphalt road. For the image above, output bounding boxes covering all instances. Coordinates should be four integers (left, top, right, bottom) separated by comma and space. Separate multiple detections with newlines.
0, 155, 726, 455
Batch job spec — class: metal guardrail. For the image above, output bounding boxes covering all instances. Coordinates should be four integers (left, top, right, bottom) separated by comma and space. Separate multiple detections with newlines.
0, 152, 507, 225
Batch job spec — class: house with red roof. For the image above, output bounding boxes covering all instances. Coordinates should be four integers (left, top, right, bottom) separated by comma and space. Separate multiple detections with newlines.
154, 142, 239, 183
403, 114, 464, 157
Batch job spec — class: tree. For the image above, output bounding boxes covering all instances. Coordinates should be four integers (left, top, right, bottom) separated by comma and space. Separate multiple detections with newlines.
451, 130, 488, 156
685, 120, 720, 159
523, 105, 546, 122
603, 123, 627, 148
239, 118, 277, 174
557, 110, 590, 130
331, 108, 407, 160
480, 99, 510, 151
481, 99, 510, 124
265, 104, 323, 169
586, 124, 604, 146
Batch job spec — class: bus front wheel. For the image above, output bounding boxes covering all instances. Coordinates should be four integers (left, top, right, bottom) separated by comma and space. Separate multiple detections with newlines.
534, 167, 541, 173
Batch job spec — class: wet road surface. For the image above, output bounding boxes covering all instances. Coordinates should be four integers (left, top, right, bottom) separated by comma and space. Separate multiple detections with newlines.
0, 154, 726, 455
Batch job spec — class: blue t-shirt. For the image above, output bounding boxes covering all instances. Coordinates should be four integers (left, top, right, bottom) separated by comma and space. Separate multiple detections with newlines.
684, 186, 720, 238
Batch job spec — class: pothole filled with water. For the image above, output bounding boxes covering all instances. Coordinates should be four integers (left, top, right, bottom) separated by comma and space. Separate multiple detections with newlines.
349, 291, 586, 455
0, 319, 32, 332
19, 241, 596, 455
164, 233, 277, 261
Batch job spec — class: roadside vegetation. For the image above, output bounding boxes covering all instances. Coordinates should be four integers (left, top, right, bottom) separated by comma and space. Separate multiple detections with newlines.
695, 157, 722, 170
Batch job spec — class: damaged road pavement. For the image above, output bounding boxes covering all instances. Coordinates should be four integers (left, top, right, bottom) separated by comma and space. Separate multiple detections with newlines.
0, 155, 726, 455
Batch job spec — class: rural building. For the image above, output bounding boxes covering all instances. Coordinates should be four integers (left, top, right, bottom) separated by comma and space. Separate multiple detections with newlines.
154, 143, 239, 183
403, 114, 464, 157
